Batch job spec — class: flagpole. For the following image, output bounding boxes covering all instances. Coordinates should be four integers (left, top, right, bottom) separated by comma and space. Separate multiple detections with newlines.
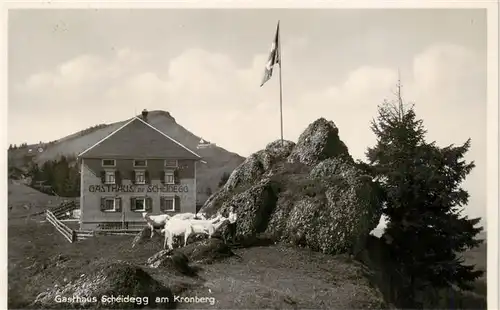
278, 21, 284, 146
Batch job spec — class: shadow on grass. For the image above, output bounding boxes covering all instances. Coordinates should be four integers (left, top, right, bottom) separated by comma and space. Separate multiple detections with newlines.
235, 234, 276, 248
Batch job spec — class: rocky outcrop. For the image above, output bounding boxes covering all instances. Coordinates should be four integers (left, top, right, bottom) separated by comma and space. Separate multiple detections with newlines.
203, 140, 295, 214
147, 249, 171, 268
132, 227, 151, 248
32, 261, 174, 309
288, 118, 351, 166
201, 118, 383, 255
131, 227, 166, 249
147, 250, 198, 277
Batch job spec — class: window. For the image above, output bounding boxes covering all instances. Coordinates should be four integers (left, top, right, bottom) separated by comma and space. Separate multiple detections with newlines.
164, 170, 175, 184
105, 171, 115, 184
164, 159, 178, 168
102, 198, 116, 212
130, 197, 150, 212
161, 197, 175, 212
102, 159, 116, 167
134, 198, 146, 212
134, 159, 147, 167
135, 170, 146, 185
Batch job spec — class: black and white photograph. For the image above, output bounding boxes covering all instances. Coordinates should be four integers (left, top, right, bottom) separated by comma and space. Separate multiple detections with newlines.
4, 3, 499, 309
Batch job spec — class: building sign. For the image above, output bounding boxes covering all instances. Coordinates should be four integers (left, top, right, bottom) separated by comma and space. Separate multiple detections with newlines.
88, 184, 189, 193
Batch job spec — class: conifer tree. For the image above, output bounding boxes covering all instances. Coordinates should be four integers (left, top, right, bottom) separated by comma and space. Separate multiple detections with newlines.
218, 172, 231, 188
205, 187, 213, 196
365, 79, 484, 307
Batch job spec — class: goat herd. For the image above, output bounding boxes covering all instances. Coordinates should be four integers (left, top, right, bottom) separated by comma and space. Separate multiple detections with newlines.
142, 212, 228, 250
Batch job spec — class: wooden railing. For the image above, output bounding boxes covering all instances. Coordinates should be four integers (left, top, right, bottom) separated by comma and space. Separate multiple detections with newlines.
46, 205, 145, 242
73, 229, 142, 240
45, 209, 76, 243
96, 222, 147, 230
51, 200, 79, 219
125, 223, 148, 230
94, 229, 143, 236
74, 230, 94, 240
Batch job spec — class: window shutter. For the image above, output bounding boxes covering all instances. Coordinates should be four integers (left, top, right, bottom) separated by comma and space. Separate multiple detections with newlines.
146, 197, 153, 212
174, 169, 180, 185
130, 198, 135, 211
100, 197, 106, 212
145, 170, 150, 184
115, 198, 122, 212
100, 171, 106, 184
160, 197, 166, 213
115, 171, 122, 186
174, 195, 181, 212
131, 171, 136, 184
160, 171, 165, 184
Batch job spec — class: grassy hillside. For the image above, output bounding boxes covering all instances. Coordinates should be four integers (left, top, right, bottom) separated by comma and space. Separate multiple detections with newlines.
8, 219, 387, 309
8, 215, 487, 309
8, 110, 245, 204
7, 180, 76, 219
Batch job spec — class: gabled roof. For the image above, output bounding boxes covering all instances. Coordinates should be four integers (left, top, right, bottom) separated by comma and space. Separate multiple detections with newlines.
78, 117, 202, 160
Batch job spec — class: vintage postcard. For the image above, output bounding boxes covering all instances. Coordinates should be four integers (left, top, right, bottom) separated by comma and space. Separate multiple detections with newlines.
3, 2, 498, 309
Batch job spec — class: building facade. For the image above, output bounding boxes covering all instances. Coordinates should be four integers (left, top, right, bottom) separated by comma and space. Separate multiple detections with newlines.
77, 111, 202, 230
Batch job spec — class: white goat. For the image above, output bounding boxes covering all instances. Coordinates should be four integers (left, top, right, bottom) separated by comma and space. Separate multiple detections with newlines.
170, 212, 207, 221
142, 212, 171, 238
162, 213, 225, 250
196, 212, 208, 220
184, 214, 227, 245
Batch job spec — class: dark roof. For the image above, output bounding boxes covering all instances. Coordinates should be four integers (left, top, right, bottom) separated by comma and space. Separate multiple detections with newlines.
78, 117, 201, 160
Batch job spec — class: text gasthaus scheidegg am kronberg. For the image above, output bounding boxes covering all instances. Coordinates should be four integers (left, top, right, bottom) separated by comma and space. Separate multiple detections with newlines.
54, 294, 216, 306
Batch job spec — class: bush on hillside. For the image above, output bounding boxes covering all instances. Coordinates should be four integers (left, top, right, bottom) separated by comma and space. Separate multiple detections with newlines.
9, 142, 28, 150
77, 124, 108, 137
32, 261, 175, 309
218, 172, 230, 188
205, 187, 213, 196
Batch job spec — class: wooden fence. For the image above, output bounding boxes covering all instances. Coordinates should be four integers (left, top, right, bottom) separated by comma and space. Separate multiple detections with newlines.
74, 229, 142, 240
45, 209, 76, 243
95, 221, 147, 231
74, 230, 93, 240
50, 200, 79, 219
46, 202, 146, 242
94, 229, 143, 236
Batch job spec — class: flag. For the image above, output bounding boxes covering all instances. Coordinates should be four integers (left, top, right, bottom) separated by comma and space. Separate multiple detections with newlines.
260, 21, 280, 87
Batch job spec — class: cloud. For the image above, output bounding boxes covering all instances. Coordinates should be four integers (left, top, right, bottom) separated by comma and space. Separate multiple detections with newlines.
14, 42, 484, 156
25, 54, 105, 90
413, 43, 484, 98
12, 42, 486, 226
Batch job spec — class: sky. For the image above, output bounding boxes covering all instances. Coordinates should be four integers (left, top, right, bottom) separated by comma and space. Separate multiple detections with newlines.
8, 8, 488, 227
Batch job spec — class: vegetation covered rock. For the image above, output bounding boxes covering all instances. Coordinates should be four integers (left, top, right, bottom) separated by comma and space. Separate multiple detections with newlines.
258, 139, 296, 172
132, 227, 164, 249
32, 261, 174, 309
201, 118, 383, 255
147, 250, 198, 277
203, 140, 296, 213
177, 238, 235, 264
288, 118, 351, 166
